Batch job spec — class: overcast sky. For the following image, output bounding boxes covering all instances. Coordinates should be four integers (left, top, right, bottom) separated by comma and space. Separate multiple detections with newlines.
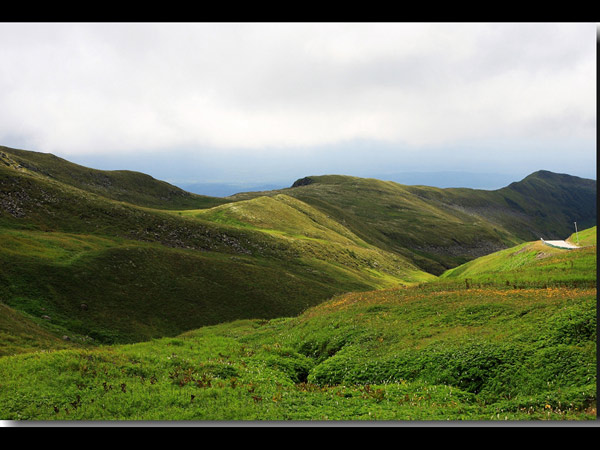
0, 22, 596, 189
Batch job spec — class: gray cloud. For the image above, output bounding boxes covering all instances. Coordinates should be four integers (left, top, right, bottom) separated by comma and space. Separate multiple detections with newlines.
0, 22, 595, 182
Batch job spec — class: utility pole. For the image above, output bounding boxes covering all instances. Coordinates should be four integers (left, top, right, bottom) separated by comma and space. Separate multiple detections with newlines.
574, 221, 579, 244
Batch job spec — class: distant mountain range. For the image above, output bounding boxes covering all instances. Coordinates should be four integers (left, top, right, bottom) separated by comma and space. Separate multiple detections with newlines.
173, 172, 548, 197
176, 182, 289, 198
370, 171, 532, 190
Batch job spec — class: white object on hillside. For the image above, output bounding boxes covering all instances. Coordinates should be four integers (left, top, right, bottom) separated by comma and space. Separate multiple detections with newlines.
540, 238, 580, 250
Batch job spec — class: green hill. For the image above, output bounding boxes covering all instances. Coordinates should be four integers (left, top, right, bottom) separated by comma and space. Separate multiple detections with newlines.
567, 225, 597, 247
0, 302, 75, 357
0, 212, 430, 351
0, 147, 431, 353
186, 194, 369, 246
173, 193, 432, 285
439, 226, 596, 288
0, 146, 228, 210
230, 172, 596, 275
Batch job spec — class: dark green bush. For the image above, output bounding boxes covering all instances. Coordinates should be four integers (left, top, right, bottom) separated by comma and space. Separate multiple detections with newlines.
262, 348, 314, 383
544, 300, 596, 345
307, 341, 528, 398
307, 346, 363, 385
528, 344, 596, 387
295, 327, 367, 362
430, 342, 522, 395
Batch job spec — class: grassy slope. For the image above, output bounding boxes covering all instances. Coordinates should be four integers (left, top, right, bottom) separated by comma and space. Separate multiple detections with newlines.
567, 226, 597, 247
498, 171, 597, 237
0, 223, 429, 352
440, 226, 596, 288
0, 149, 432, 353
173, 194, 433, 285
231, 176, 517, 275
185, 194, 369, 246
230, 172, 596, 275
0, 230, 356, 345
0, 145, 229, 210
0, 303, 74, 357
0, 246, 595, 420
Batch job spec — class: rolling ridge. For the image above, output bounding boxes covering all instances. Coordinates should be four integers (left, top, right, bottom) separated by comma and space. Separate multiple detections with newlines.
0, 145, 595, 421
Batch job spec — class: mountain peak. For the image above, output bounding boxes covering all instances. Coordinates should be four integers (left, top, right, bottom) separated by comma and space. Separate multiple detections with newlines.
291, 176, 315, 188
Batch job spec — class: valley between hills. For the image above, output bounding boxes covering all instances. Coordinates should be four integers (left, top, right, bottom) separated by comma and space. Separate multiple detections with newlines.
0, 145, 596, 421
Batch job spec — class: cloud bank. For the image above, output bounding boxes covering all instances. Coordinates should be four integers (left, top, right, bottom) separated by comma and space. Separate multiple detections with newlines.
0, 22, 596, 183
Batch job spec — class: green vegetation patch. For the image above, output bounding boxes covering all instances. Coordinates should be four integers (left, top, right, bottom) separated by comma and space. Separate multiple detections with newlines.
568, 226, 596, 247
0, 283, 595, 420
230, 172, 596, 275
440, 230, 596, 289
0, 225, 429, 352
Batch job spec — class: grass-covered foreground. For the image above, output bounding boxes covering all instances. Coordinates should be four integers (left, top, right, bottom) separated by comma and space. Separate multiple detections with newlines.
0, 274, 595, 420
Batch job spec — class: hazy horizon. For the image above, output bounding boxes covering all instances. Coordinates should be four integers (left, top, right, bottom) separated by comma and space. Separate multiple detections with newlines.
168, 171, 551, 198
0, 23, 596, 191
